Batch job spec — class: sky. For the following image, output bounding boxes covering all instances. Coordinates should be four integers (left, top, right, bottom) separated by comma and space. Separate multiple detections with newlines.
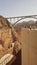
0, 0, 37, 17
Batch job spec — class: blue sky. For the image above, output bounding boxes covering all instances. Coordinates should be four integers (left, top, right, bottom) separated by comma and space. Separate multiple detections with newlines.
0, 0, 37, 17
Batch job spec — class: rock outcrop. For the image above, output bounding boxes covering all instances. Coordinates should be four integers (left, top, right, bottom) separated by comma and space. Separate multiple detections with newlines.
0, 16, 20, 58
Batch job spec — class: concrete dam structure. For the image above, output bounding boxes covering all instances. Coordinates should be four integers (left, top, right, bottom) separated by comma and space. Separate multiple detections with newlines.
21, 28, 37, 65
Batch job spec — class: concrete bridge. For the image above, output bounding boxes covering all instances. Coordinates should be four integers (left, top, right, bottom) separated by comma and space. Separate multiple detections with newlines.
6, 15, 37, 25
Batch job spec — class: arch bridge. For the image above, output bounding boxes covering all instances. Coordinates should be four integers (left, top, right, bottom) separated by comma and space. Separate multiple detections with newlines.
6, 15, 37, 26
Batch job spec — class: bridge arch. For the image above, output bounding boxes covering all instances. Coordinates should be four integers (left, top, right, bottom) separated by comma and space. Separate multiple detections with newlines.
13, 16, 37, 25
6, 15, 37, 25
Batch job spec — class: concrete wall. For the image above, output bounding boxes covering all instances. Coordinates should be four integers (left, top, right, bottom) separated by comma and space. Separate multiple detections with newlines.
21, 28, 37, 65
